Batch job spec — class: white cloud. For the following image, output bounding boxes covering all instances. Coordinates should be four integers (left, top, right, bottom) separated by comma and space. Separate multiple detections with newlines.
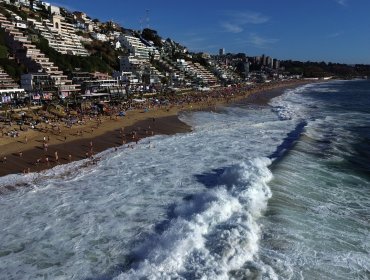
334, 0, 348, 6
246, 33, 278, 49
180, 34, 217, 52
328, 32, 341, 38
221, 22, 243, 33
233, 11, 269, 24
221, 11, 269, 33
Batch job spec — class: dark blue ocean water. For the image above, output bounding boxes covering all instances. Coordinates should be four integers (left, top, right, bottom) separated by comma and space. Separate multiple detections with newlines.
260, 80, 370, 279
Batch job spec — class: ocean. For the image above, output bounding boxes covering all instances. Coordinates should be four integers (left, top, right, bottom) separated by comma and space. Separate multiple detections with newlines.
0, 80, 369, 279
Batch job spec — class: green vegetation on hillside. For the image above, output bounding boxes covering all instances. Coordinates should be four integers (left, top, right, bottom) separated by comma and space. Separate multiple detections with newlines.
141, 28, 162, 48
0, 29, 26, 81
0, 45, 7, 58
35, 37, 118, 73
281, 60, 370, 78
0, 58, 27, 82
0, 6, 11, 20
191, 53, 209, 68
1, 2, 46, 21
83, 40, 125, 70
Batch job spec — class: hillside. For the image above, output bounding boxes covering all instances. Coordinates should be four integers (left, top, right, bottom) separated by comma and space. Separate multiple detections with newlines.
281, 60, 370, 79
0, 0, 369, 91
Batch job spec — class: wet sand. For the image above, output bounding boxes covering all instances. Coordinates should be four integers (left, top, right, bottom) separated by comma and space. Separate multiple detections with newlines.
0, 80, 312, 178
0, 112, 191, 177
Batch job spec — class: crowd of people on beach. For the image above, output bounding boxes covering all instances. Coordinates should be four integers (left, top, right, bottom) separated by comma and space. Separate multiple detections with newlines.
0, 81, 301, 175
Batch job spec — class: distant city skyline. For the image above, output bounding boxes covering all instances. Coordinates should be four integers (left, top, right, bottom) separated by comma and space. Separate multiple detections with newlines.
49, 0, 370, 64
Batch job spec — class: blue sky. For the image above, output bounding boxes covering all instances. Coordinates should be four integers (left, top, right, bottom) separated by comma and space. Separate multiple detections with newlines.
50, 0, 370, 64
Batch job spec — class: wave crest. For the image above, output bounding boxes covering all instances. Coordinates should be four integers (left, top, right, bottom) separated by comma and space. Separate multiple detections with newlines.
116, 158, 274, 279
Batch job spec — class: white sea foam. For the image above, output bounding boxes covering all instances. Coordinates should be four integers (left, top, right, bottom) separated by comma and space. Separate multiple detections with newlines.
116, 158, 273, 279
269, 84, 313, 121
0, 87, 312, 279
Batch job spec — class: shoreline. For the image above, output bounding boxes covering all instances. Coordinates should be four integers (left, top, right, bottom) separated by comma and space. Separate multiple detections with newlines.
0, 80, 311, 178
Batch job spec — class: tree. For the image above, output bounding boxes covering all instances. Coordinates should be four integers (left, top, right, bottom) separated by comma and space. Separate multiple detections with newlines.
142, 28, 163, 47
0, 45, 7, 58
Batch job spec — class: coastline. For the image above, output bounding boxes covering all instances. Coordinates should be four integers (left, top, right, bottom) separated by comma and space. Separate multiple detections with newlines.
0, 80, 311, 178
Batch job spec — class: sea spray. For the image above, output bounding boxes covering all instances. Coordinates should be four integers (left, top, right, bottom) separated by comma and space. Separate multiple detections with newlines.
116, 158, 274, 279
0, 83, 318, 279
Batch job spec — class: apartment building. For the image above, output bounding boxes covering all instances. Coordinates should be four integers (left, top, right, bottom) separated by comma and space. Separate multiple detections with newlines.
21, 73, 53, 91
118, 34, 163, 85
119, 34, 151, 60
0, 88, 26, 104
80, 78, 127, 100
119, 34, 159, 60
112, 71, 139, 85
192, 62, 218, 85
0, 67, 20, 90
27, 14, 89, 56
20, 73, 54, 100
73, 11, 94, 32
176, 59, 218, 85
21, 72, 80, 99
90, 32, 107, 42
0, 67, 26, 103
0, 12, 80, 99
119, 56, 147, 73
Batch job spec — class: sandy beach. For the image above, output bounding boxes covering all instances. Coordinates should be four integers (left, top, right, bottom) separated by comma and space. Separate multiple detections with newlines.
0, 80, 310, 178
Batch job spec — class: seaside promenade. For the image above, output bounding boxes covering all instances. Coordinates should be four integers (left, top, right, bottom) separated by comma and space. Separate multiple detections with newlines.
0, 80, 308, 179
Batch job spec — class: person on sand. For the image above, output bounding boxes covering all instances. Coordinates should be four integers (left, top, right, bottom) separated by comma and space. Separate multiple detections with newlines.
3, 156, 6, 163
45, 157, 49, 166
19, 151, 23, 158
25, 136, 28, 144
68, 154, 72, 162
54, 151, 59, 163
